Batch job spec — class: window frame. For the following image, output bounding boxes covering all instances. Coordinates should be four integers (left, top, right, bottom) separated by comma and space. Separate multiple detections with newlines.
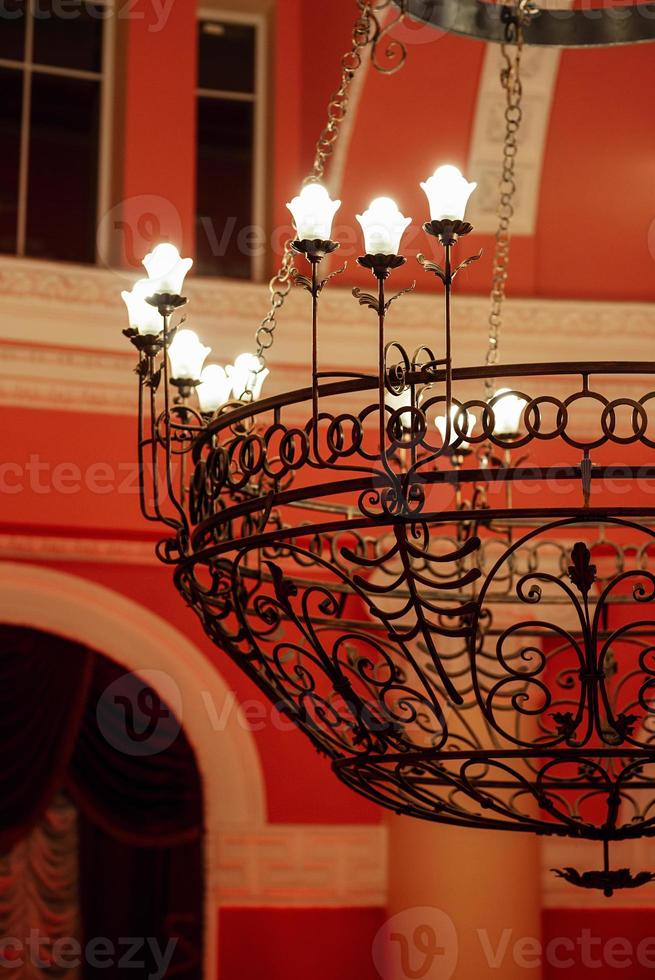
196, 7, 267, 282
0, 0, 115, 264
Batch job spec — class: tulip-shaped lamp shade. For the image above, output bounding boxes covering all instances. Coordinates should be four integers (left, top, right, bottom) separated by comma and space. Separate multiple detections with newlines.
197, 364, 233, 414
121, 279, 164, 336
356, 197, 411, 256
286, 183, 341, 241
491, 388, 528, 437
420, 166, 477, 222
227, 353, 270, 401
167, 329, 211, 382
435, 404, 476, 448
386, 387, 414, 431
142, 243, 193, 295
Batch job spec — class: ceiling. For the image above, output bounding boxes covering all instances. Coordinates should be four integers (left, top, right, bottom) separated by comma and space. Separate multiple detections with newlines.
292, 3, 655, 304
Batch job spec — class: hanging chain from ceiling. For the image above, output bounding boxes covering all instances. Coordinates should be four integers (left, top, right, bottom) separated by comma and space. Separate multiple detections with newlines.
248, 1, 408, 394
485, 0, 538, 399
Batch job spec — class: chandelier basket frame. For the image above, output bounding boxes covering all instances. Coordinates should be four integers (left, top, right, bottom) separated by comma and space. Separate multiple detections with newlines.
121, 0, 655, 897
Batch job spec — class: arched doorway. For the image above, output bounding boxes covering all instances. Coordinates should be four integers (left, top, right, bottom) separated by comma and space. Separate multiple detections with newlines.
0, 562, 267, 979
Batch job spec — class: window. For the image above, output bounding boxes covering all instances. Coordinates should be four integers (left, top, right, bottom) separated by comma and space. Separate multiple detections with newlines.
0, 0, 113, 264
195, 12, 265, 281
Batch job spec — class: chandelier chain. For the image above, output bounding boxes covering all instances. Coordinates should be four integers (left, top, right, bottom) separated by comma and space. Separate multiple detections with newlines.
251, 1, 403, 393
485, 0, 537, 399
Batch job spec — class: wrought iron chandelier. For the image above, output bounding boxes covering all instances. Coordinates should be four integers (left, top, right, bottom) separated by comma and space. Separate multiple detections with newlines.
121, 0, 655, 897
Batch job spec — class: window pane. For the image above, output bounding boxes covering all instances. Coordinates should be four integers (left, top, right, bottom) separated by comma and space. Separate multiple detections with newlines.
0, 69, 22, 254
32, 1, 104, 73
26, 74, 99, 263
198, 20, 255, 94
196, 97, 253, 279
0, 0, 27, 61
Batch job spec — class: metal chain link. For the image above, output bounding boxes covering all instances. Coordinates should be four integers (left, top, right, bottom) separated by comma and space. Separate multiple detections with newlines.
485, 0, 538, 399
247, 1, 395, 396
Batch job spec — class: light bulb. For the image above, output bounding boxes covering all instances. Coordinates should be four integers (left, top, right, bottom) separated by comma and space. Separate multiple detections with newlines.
435, 404, 476, 448
286, 183, 341, 241
167, 329, 211, 382
197, 364, 233, 414
386, 387, 414, 431
491, 388, 527, 437
420, 165, 477, 222
356, 197, 411, 255
226, 353, 270, 401
121, 279, 164, 336
142, 243, 193, 294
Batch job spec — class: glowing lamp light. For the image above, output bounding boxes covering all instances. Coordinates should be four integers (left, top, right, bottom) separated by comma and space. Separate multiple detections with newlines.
386, 387, 414, 430
197, 364, 233, 414
356, 197, 412, 255
227, 353, 270, 401
167, 329, 210, 382
286, 183, 341, 241
420, 165, 477, 222
435, 404, 477, 448
121, 279, 164, 336
492, 388, 528, 437
142, 243, 193, 295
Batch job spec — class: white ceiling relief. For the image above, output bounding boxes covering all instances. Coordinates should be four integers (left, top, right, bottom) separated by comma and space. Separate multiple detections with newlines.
466, 2, 572, 236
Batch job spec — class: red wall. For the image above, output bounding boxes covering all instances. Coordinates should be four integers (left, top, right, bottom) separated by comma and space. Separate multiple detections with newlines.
544, 909, 655, 979
219, 908, 384, 980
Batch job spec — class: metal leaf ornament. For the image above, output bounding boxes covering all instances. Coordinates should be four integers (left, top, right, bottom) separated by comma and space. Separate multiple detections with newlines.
567, 542, 597, 595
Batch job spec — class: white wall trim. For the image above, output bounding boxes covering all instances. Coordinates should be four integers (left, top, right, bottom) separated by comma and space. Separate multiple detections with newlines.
466, 0, 573, 236
2, 256, 655, 418
542, 837, 655, 909
0, 562, 268, 979
216, 824, 387, 908
0, 534, 158, 565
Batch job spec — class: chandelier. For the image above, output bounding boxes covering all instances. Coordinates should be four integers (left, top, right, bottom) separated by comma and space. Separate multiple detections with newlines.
121, 0, 655, 898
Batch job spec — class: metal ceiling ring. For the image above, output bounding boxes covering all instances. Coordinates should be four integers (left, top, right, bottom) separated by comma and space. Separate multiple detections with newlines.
400, 0, 655, 46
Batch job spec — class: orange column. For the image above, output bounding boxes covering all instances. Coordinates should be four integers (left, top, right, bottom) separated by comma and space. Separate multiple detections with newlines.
385, 816, 542, 980
118, 0, 198, 269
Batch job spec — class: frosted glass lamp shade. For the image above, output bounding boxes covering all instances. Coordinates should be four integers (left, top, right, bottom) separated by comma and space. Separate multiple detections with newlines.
420, 166, 477, 222
435, 405, 476, 448
356, 197, 411, 255
121, 279, 164, 336
491, 388, 528, 437
386, 387, 414, 430
227, 353, 270, 401
197, 364, 233, 414
167, 329, 211, 381
142, 243, 193, 294
286, 183, 341, 241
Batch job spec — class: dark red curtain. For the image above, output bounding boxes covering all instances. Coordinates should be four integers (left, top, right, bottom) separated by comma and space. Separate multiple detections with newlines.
0, 625, 204, 978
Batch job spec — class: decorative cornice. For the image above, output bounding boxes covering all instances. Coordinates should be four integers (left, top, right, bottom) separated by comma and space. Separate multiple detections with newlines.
213, 824, 387, 908
0, 534, 158, 565
542, 838, 655, 909
467, 29, 570, 235
2, 255, 655, 417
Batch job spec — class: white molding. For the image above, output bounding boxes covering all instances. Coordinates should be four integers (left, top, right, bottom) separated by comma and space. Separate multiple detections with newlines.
542, 837, 655, 909
2, 256, 655, 417
215, 824, 387, 908
0, 534, 158, 565
466, 0, 573, 236
0, 562, 268, 979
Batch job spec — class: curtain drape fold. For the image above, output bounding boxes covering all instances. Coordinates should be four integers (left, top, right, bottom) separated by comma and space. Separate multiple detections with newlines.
0, 626, 204, 980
